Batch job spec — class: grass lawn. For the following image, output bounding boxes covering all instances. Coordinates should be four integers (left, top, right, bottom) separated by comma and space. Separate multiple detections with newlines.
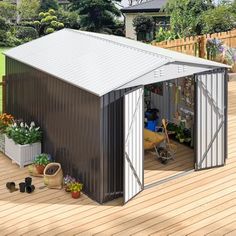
0, 47, 10, 113
0, 48, 6, 82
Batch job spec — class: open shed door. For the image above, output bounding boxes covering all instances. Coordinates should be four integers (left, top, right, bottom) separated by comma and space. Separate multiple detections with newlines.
195, 70, 227, 170
124, 87, 144, 204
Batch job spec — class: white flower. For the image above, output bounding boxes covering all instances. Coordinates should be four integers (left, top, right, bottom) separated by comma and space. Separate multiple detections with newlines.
35, 127, 40, 131
13, 123, 17, 127
20, 122, 24, 128
30, 122, 35, 127
25, 123, 29, 128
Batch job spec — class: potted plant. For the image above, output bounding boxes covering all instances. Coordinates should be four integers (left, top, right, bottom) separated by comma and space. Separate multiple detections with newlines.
5, 121, 42, 168
63, 175, 76, 192
33, 153, 51, 175
68, 182, 83, 199
0, 113, 14, 153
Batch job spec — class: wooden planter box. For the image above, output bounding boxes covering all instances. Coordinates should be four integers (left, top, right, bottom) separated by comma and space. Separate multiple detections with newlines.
4, 135, 41, 168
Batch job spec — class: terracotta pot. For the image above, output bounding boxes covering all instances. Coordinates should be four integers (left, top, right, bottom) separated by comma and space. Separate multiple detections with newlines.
71, 191, 80, 199
35, 165, 45, 175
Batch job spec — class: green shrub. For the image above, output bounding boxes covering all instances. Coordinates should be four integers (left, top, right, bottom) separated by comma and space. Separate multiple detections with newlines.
50, 20, 58, 27
45, 27, 54, 34
57, 23, 64, 29
14, 26, 38, 40
0, 30, 7, 46
5, 32, 22, 47
0, 16, 9, 31
39, 12, 45, 18
48, 9, 55, 15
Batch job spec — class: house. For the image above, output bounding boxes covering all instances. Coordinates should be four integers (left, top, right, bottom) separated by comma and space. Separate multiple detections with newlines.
4, 29, 229, 204
121, 0, 169, 40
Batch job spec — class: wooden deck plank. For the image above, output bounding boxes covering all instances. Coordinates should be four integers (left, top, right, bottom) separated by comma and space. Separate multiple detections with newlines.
188, 213, 236, 236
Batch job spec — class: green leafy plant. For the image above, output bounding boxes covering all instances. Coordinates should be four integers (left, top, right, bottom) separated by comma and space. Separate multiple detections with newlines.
175, 122, 185, 141
68, 182, 83, 192
33, 153, 51, 166
6, 121, 42, 145
154, 27, 180, 43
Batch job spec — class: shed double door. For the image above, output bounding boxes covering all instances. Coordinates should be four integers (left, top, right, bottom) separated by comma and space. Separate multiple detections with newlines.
124, 87, 144, 204
195, 71, 227, 170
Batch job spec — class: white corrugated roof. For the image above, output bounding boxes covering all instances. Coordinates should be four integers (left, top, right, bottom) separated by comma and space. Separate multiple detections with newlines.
4, 29, 228, 96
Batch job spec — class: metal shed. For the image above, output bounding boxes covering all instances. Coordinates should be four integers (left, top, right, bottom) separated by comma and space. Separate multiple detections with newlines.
4, 29, 229, 204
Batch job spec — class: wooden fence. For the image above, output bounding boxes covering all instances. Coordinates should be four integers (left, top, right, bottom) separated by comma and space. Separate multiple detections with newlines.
152, 29, 236, 59
0, 76, 6, 113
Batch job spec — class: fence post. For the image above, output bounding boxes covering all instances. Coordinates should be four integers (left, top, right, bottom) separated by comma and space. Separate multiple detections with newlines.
199, 35, 206, 58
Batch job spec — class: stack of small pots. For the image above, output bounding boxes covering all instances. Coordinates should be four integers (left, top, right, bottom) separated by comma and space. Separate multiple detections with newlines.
19, 177, 35, 193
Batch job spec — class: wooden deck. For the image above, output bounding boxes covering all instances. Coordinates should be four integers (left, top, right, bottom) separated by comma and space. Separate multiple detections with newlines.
144, 144, 194, 186
0, 81, 236, 235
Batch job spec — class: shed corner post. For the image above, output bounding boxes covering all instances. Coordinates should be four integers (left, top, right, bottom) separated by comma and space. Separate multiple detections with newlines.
99, 95, 105, 204
193, 73, 198, 170
224, 69, 229, 161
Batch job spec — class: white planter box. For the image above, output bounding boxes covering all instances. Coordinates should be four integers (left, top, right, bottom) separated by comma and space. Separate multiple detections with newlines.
4, 135, 41, 168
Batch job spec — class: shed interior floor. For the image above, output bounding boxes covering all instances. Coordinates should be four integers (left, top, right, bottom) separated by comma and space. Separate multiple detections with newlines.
144, 142, 194, 186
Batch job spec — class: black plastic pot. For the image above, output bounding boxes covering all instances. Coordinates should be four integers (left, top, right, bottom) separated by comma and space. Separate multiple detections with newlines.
26, 185, 35, 193
6, 182, 15, 190
19, 182, 26, 193
25, 177, 32, 186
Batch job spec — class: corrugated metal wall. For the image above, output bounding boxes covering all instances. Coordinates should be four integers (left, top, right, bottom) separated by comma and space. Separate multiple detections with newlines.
6, 58, 102, 202
100, 90, 125, 202
100, 87, 133, 203
195, 70, 226, 169
151, 83, 170, 125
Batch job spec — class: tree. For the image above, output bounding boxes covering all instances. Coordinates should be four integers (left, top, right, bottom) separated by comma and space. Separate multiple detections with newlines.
133, 15, 154, 41
0, 16, 9, 46
18, 0, 40, 20
165, 0, 214, 37
0, 1, 17, 21
33, 9, 64, 36
68, 0, 121, 33
58, 9, 80, 29
40, 0, 59, 11
201, 5, 236, 34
